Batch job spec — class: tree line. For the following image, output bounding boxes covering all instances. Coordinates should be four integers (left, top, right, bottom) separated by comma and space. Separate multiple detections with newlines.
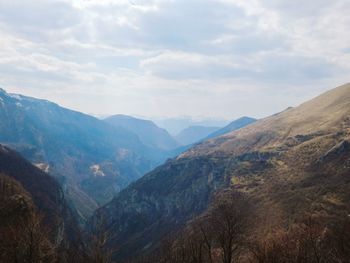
2, 178, 350, 263
137, 191, 350, 263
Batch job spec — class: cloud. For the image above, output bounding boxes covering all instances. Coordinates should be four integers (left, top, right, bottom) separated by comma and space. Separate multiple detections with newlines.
140, 50, 336, 84
0, 0, 349, 119
0, 0, 81, 42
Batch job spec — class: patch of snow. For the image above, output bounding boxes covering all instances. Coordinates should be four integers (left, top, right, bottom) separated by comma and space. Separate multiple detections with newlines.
90, 164, 106, 177
9, 93, 23, 100
35, 163, 50, 173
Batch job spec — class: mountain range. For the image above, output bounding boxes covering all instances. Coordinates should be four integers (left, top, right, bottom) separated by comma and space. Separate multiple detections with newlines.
89, 83, 350, 261
2, 83, 349, 262
0, 88, 173, 220
0, 88, 253, 223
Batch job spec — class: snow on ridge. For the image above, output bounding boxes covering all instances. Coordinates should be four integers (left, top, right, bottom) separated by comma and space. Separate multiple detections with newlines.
9, 93, 24, 101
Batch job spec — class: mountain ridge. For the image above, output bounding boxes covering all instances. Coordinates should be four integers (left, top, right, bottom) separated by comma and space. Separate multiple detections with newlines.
0, 88, 170, 220
205, 116, 256, 140
181, 83, 350, 158
89, 83, 350, 261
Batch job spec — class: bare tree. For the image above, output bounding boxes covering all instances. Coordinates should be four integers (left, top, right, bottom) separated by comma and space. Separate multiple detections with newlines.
2, 212, 57, 263
249, 216, 338, 263
207, 192, 251, 263
88, 215, 113, 263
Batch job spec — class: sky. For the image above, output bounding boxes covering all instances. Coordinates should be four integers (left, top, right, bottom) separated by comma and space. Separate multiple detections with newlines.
0, 0, 349, 120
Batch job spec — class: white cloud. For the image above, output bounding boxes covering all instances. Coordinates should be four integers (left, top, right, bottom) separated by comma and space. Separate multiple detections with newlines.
0, 0, 349, 119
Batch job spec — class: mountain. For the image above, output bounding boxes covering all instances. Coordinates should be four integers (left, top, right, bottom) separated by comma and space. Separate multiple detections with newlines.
175, 117, 257, 145
0, 88, 167, 220
205, 116, 256, 139
90, 83, 350, 261
0, 145, 80, 259
104, 115, 179, 150
175, 125, 220, 145
153, 117, 229, 136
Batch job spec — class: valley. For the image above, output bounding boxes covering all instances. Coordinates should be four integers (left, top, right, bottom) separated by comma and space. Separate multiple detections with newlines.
1, 1, 349, 261
89, 83, 350, 261
1, 83, 350, 262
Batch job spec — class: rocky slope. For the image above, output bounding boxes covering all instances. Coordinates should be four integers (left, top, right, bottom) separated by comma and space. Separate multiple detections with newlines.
90, 83, 350, 261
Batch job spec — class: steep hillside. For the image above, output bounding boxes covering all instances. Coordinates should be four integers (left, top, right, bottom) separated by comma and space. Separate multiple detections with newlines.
175, 125, 220, 145
104, 114, 179, 150
205, 116, 256, 139
90, 83, 350, 261
0, 145, 80, 249
0, 88, 166, 219
182, 83, 350, 157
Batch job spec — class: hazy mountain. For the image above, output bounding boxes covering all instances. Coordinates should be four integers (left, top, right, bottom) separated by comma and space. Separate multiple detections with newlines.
0, 88, 167, 220
205, 116, 256, 139
104, 114, 179, 150
175, 125, 220, 145
153, 117, 229, 136
90, 83, 350, 261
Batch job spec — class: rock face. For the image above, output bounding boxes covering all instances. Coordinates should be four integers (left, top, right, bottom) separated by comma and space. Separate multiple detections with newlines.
0, 88, 168, 220
90, 83, 350, 261
320, 140, 350, 161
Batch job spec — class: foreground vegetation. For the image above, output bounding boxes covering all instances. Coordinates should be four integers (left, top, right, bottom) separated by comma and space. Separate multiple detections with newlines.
138, 191, 350, 263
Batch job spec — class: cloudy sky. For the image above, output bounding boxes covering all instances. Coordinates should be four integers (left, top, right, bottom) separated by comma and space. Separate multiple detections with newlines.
0, 0, 349, 120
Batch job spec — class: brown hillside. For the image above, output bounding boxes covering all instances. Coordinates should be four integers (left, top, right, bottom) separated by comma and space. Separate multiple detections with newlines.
90, 83, 350, 261
182, 83, 350, 158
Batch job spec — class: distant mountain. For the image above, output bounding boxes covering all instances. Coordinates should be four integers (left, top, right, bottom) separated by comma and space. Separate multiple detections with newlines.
90, 83, 350, 261
104, 115, 179, 150
205, 116, 256, 139
174, 117, 256, 146
0, 88, 167, 220
153, 117, 229, 135
175, 125, 220, 145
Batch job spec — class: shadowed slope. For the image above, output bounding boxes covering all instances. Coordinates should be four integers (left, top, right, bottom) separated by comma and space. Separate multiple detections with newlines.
0, 145, 80, 247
